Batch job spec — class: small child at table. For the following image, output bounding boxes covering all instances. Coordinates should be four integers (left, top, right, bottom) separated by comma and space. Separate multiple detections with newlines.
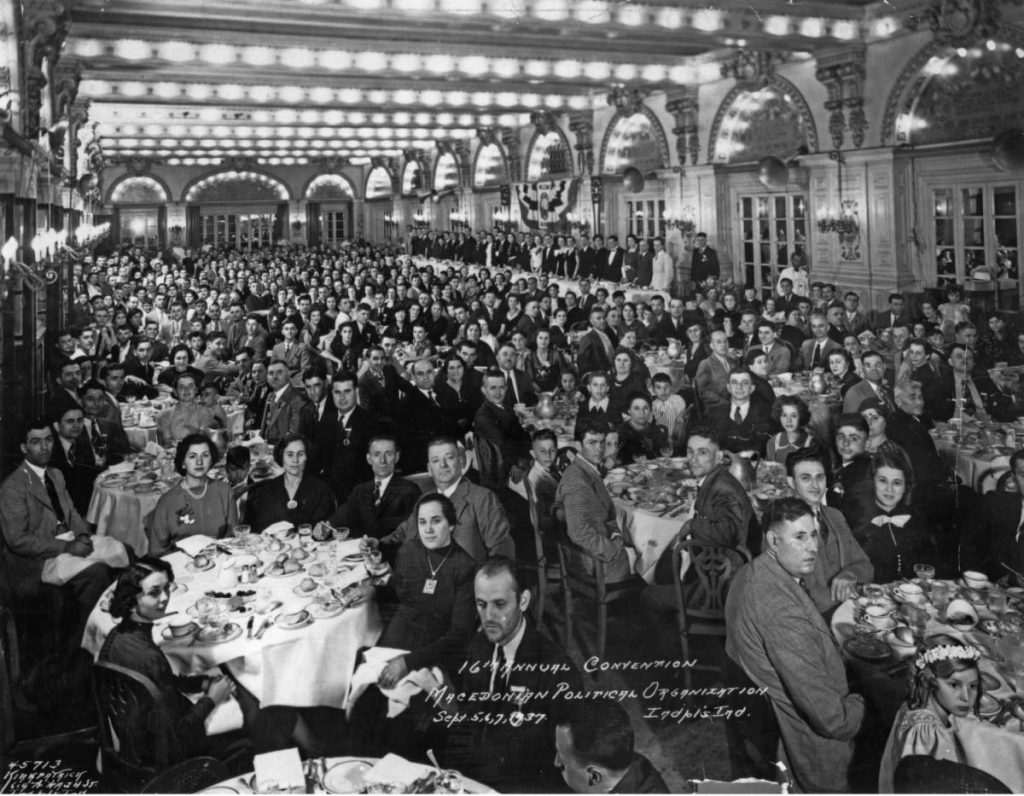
651, 373, 686, 454
878, 636, 982, 792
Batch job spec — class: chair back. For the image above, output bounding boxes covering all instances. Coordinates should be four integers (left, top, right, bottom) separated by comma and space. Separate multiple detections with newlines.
893, 755, 1010, 793
557, 523, 606, 599
92, 660, 171, 776
474, 435, 505, 491
0, 606, 19, 752
978, 459, 1011, 493
520, 476, 547, 567
998, 469, 1019, 493
675, 540, 751, 623
140, 757, 230, 794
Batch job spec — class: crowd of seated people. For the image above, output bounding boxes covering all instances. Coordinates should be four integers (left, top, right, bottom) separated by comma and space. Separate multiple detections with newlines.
7, 227, 1024, 792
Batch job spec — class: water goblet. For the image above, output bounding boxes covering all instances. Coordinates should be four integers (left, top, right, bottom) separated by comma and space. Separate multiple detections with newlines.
333, 525, 351, 542
989, 588, 1009, 616
930, 581, 951, 612
914, 563, 935, 584
233, 524, 251, 545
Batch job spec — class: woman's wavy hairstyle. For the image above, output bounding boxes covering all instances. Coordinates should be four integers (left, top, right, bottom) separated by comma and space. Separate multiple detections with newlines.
109, 556, 175, 620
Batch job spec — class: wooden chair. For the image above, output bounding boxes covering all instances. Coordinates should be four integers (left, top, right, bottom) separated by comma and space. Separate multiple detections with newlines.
557, 528, 644, 659
140, 756, 230, 794
672, 540, 752, 689
521, 475, 563, 625
978, 467, 1010, 494
93, 660, 171, 791
474, 434, 505, 492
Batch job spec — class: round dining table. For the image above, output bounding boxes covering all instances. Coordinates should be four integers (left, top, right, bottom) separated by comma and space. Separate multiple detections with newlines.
203, 754, 493, 794
82, 534, 383, 717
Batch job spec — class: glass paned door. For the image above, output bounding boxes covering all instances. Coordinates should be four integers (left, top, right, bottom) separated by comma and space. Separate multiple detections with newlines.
740, 193, 807, 298
324, 211, 346, 247
625, 198, 666, 240
931, 185, 1021, 293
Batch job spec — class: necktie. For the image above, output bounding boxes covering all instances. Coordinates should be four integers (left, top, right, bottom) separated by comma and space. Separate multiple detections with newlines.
798, 578, 813, 600
66, 441, 76, 465
491, 645, 509, 694
733, 405, 742, 424
506, 372, 519, 403
816, 509, 829, 543
373, 480, 382, 506
286, 342, 292, 354
43, 472, 67, 525
262, 397, 275, 430
811, 343, 823, 369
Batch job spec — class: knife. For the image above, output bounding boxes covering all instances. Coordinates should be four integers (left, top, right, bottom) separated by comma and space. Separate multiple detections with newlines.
254, 617, 272, 639
246, 616, 255, 640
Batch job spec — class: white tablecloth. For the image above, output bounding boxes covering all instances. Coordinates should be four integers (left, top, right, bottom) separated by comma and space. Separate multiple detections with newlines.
935, 438, 1010, 492
86, 479, 167, 555
82, 544, 382, 709
615, 499, 692, 583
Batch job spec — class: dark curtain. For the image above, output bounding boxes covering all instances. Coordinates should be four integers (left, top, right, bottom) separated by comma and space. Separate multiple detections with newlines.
110, 208, 120, 248
157, 205, 167, 250
186, 204, 201, 249
306, 202, 321, 246
273, 202, 288, 243
52, 208, 64, 231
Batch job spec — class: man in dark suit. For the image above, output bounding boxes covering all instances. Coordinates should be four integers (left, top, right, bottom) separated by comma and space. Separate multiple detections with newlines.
396, 359, 460, 474
246, 361, 273, 430
495, 343, 536, 409
122, 337, 160, 400
300, 368, 337, 480
679, 424, 755, 549
316, 435, 421, 565
924, 344, 987, 422
636, 238, 654, 287
962, 449, 1024, 582
576, 235, 597, 280
690, 232, 720, 284
261, 359, 308, 446
47, 360, 84, 420
872, 293, 910, 332
437, 558, 582, 793
474, 370, 532, 486
605, 235, 625, 282
576, 306, 616, 377
358, 344, 407, 423
323, 371, 376, 502
706, 368, 775, 457
81, 380, 132, 461
49, 405, 105, 516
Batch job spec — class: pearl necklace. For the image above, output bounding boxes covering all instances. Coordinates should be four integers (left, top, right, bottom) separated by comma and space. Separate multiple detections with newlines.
183, 479, 209, 500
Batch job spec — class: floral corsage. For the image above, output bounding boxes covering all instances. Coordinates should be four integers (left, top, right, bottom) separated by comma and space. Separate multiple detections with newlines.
176, 506, 196, 526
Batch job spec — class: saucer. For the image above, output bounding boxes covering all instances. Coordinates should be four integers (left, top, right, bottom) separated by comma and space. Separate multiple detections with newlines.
264, 566, 304, 578
186, 560, 215, 573
292, 582, 319, 596
195, 623, 242, 645
275, 610, 312, 630
310, 601, 345, 619
162, 623, 198, 641
169, 581, 188, 595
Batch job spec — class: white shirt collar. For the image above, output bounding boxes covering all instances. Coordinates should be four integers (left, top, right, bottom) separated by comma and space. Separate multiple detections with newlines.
340, 407, 356, 426
375, 473, 393, 494
25, 461, 47, 481
492, 615, 527, 677
441, 477, 463, 498
59, 436, 74, 454
589, 398, 608, 411
273, 385, 289, 401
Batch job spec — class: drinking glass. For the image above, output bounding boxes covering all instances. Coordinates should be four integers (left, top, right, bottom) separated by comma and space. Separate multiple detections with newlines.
333, 526, 351, 542
233, 524, 251, 544
989, 588, 1009, 616
930, 581, 951, 612
863, 583, 886, 602
254, 588, 273, 615
366, 549, 386, 576
298, 524, 313, 539
914, 564, 935, 584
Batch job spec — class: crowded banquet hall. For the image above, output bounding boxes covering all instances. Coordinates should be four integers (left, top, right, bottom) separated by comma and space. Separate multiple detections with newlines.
9, 0, 1024, 793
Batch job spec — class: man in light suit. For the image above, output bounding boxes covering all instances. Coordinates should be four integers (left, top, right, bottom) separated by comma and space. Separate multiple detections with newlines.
270, 319, 313, 388
553, 417, 632, 583
799, 313, 843, 371
694, 330, 736, 412
260, 359, 307, 446
750, 321, 792, 375
726, 498, 865, 793
0, 418, 113, 648
384, 438, 515, 562
317, 435, 421, 565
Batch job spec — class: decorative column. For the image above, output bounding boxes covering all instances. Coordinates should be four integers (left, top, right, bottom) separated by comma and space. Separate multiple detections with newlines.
815, 45, 867, 151
500, 128, 522, 227
568, 111, 594, 235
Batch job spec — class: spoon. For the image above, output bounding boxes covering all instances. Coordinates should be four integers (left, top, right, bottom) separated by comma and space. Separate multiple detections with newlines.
426, 748, 442, 775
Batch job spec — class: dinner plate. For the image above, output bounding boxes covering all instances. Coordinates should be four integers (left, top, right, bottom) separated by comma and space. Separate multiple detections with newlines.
199, 787, 238, 794
324, 760, 373, 794
341, 553, 364, 564
292, 582, 319, 596
957, 578, 992, 592
844, 636, 891, 661
275, 611, 313, 630
636, 501, 667, 513
310, 601, 346, 619
264, 567, 304, 578
161, 623, 198, 641
169, 581, 188, 594
186, 560, 216, 573
195, 623, 243, 645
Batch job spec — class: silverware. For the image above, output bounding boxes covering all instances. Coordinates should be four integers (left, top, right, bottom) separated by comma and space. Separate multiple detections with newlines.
171, 545, 195, 560
1003, 563, 1024, 584
246, 616, 255, 640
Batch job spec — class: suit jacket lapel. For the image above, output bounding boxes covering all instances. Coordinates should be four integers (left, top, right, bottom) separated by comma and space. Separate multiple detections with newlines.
23, 465, 55, 513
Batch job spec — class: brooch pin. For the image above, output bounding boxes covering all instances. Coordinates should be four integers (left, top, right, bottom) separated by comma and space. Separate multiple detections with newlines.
176, 506, 196, 526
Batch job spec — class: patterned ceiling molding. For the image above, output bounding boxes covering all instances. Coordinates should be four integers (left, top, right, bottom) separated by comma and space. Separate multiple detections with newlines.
597, 101, 671, 175
706, 75, 819, 162
401, 148, 431, 195
816, 45, 868, 150
104, 172, 171, 205
881, 22, 1024, 145
529, 110, 558, 136
903, 0, 1022, 44
720, 50, 788, 88
568, 110, 595, 177
606, 87, 649, 117
666, 87, 700, 167
181, 167, 291, 203
302, 171, 358, 201
500, 127, 522, 184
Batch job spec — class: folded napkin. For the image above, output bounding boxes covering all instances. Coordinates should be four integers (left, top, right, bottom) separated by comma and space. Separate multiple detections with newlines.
42, 536, 130, 586
105, 461, 134, 475
335, 538, 363, 558
345, 646, 410, 718
338, 563, 369, 591
252, 748, 305, 793
174, 534, 218, 556
184, 692, 244, 735
144, 441, 164, 457
263, 521, 294, 538
364, 754, 432, 788
951, 715, 1024, 791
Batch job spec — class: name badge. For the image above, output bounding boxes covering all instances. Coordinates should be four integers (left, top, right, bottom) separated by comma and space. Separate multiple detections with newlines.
423, 578, 437, 595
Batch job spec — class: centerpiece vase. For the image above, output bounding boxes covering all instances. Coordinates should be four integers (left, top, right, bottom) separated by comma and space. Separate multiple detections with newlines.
534, 393, 556, 420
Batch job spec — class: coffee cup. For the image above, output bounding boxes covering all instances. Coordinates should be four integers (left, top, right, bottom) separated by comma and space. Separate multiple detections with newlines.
963, 570, 989, 589
865, 605, 894, 630
169, 617, 194, 638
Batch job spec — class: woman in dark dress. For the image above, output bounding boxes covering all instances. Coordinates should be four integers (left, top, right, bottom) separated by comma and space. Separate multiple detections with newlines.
157, 344, 205, 388
607, 349, 649, 418
524, 328, 566, 394
435, 353, 478, 432
244, 435, 335, 533
851, 448, 938, 583
328, 322, 361, 373
98, 557, 238, 765
347, 494, 477, 756
828, 349, 863, 398
682, 322, 710, 380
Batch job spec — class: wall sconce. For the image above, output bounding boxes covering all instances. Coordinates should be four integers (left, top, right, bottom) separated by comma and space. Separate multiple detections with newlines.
816, 200, 860, 236
564, 211, 590, 237
449, 208, 469, 231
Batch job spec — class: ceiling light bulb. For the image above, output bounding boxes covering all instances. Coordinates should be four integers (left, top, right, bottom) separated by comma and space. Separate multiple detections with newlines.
311, 87, 333, 104
73, 39, 104, 58
242, 46, 275, 66
799, 18, 823, 38
831, 20, 859, 40
249, 85, 273, 103
339, 89, 363, 104
460, 55, 489, 75
613, 63, 638, 80
525, 60, 549, 77
642, 64, 666, 82
421, 90, 443, 106
153, 82, 179, 99
535, 0, 567, 21
199, 44, 234, 64
357, 51, 387, 71
186, 84, 211, 101
425, 54, 454, 74
393, 54, 422, 72
575, 0, 609, 24
282, 47, 315, 68
692, 9, 722, 31
618, 4, 643, 25
319, 50, 353, 70
219, 84, 243, 101
280, 86, 305, 103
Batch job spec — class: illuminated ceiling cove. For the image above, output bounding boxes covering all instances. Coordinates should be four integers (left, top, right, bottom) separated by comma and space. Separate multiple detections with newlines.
65, 0, 905, 168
